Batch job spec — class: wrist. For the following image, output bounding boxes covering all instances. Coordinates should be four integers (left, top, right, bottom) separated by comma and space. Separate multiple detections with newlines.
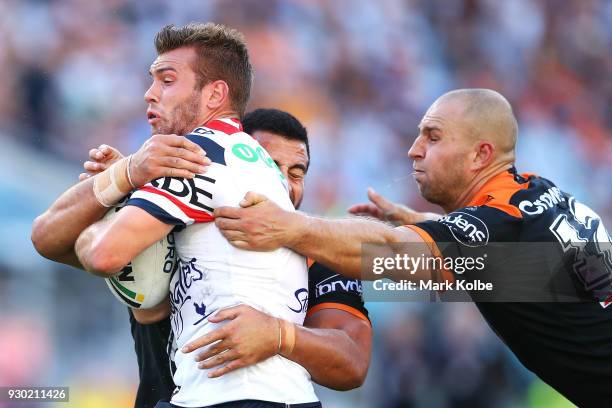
278, 318, 296, 357
92, 157, 133, 207
285, 211, 311, 250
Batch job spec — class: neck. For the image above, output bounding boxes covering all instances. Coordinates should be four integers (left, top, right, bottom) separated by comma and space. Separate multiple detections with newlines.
198, 108, 239, 127
443, 161, 513, 213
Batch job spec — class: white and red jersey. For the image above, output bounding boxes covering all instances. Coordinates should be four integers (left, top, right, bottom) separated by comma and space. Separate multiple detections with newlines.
127, 118, 317, 406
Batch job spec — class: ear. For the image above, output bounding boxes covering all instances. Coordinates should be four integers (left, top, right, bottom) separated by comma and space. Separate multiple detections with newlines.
203, 80, 230, 110
472, 141, 494, 171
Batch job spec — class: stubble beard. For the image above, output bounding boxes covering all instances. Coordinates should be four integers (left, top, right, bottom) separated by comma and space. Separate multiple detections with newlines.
152, 91, 202, 136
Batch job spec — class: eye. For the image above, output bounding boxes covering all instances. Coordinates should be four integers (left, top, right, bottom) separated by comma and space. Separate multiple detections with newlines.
162, 77, 174, 84
289, 170, 305, 180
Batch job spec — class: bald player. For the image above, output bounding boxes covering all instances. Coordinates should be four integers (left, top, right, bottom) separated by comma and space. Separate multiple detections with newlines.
212, 89, 612, 407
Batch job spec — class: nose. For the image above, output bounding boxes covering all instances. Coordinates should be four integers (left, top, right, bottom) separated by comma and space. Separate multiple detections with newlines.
408, 135, 425, 160
144, 82, 159, 104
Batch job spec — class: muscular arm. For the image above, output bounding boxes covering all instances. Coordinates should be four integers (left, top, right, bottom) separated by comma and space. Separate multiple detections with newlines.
32, 177, 106, 268
31, 136, 208, 269
215, 194, 431, 281
294, 309, 371, 390
183, 304, 372, 390
75, 206, 173, 277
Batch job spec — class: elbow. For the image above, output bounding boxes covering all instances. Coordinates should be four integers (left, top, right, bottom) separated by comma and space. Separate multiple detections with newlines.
31, 214, 55, 259
339, 363, 368, 390
79, 241, 126, 278
322, 359, 369, 391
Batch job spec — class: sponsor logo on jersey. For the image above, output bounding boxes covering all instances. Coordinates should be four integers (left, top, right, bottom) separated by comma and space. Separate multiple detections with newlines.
439, 212, 489, 247
170, 257, 205, 337
151, 174, 216, 213
288, 288, 308, 313
518, 186, 565, 216
315, 274, 363, 297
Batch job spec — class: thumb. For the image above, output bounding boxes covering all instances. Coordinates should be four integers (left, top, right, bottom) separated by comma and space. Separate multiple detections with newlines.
367, 187, 394, 212
240, 191, 267, 208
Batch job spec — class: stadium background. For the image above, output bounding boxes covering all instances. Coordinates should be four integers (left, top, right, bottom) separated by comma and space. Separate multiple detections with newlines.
1, 0, 610, 407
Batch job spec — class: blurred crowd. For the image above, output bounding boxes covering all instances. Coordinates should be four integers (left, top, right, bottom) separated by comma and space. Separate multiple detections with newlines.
1, 0, 610, 407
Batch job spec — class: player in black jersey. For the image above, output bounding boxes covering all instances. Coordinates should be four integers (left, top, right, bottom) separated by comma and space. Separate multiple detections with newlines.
86, 108, 371, 408
213, 89, 611, 407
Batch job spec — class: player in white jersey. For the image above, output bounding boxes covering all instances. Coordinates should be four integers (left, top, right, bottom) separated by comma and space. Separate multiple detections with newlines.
68, 23, 319, 408
123, 118, 318, 406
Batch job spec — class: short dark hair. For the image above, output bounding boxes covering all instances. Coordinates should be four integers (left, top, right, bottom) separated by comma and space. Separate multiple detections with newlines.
155, 23, 253, 117
243, 108, 310, 168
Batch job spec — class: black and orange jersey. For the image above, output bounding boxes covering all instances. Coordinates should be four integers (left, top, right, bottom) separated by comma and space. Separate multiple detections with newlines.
130, 262, 369, 408
407, 166, 611, 407
307, 260, 370, 324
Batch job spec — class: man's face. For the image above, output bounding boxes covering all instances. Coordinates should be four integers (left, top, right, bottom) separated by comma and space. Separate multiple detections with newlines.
144, 47, 205, 136
408, 99, 473, 208
253, 131, 309, 209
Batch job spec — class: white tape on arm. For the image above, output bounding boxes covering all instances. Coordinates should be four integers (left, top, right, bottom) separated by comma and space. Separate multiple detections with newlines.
92, 157, 132, 207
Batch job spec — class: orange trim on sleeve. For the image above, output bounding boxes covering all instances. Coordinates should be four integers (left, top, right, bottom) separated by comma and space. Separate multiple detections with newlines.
403, 225, 454, 284
306, 302, 371, 326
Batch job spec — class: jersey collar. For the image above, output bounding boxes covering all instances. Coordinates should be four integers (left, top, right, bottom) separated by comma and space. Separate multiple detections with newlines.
205, 117, 243, 134
466, 166, 522, 207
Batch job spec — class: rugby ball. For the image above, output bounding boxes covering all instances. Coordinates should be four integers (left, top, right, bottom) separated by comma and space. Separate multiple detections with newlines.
103, 197, 178, 309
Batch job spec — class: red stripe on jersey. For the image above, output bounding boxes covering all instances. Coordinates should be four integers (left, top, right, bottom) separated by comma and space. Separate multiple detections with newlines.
229, 118, 243, 131
206, 119, 242, 135
139, 186, 214, 223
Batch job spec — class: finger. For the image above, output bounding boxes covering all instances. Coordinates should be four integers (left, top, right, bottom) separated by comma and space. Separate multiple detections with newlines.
88, 148, 102, 161
84, 161, 106, 172
166, 146, 210, 166
240, 192, 267, 208
182, 329, 226, 353
199, 350, 238, 370
156, 134, 206, 156
160, 167, 196, 179
348, 203, 385, 219
79, 173, 91, 181
208, 359, 245, 378
214, 207, 244, 219
214, 217, 245, 232
195, 341, 229, 362
158, 156, 209, 175
367, 187, 394, 212
207, 305, 243, 323
347, 203, 373, 214
219, 230, 249, 243
98, 144, 112, 156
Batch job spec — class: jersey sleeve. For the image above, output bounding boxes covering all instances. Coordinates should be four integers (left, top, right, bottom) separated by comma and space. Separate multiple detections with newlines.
307, 261, 371, 325
126, 132, 225, 228
407, 205, 521, 283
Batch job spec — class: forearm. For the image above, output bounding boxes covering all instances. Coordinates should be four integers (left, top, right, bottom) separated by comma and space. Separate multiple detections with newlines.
32, 178, 107, 267
287, 214, 403, 279
132, 297, 171, 324
289, 325, 369, 390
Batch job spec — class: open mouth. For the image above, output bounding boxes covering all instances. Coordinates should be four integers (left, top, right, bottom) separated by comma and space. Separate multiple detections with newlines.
147, 111, 161, 124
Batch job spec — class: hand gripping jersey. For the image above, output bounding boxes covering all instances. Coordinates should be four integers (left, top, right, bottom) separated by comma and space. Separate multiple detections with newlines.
127, 118, 318, 407
129, 260, 370, 408
406, 167, 611, 407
